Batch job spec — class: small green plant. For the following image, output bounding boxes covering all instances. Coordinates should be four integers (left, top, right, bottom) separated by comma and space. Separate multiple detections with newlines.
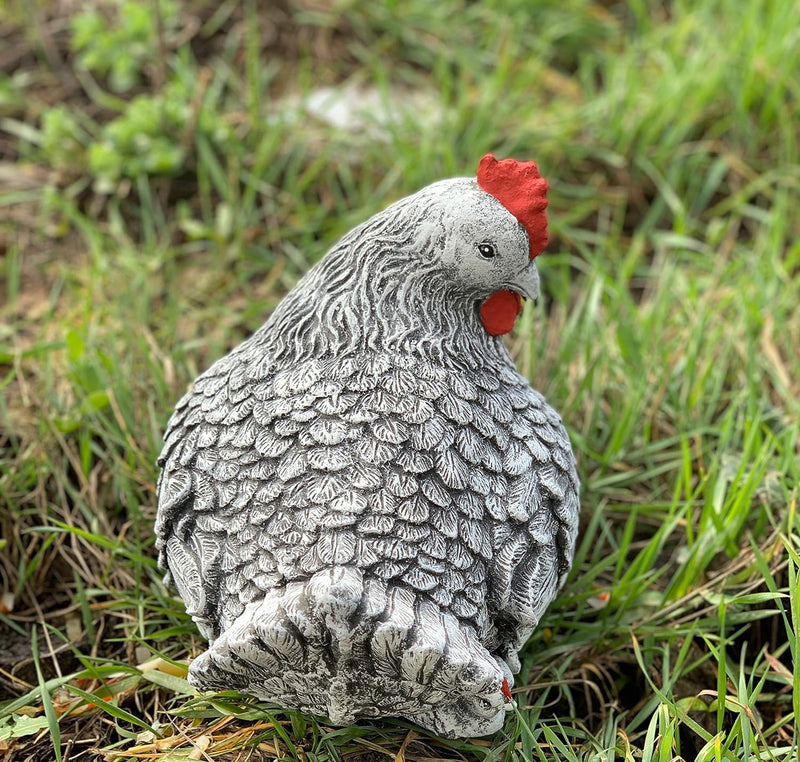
87, 94, 187, 191
86, 75, 235, 192
70, 0, 178, 92
38, 105, 88, 170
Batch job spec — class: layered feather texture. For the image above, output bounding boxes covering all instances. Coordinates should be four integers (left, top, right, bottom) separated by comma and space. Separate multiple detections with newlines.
156, 173, 579, 738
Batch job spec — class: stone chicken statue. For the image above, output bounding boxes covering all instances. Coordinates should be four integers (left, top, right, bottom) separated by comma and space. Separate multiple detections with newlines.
155, 155, 580, 738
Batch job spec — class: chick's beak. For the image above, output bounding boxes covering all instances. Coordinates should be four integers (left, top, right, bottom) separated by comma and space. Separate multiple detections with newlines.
510, 261, 540, 302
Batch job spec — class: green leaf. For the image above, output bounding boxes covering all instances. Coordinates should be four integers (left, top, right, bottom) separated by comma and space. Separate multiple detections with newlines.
0, 714, 50, 741
65, 684, 155, 734
140, 669, 195, 696
65, 328, 85, 362
31, 629, 62, 762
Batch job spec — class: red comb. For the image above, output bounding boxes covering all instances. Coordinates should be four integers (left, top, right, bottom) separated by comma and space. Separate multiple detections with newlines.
476, 154, 549, 259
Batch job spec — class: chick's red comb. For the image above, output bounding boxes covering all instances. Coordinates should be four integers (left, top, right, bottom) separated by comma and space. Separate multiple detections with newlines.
476, 154, 549, 259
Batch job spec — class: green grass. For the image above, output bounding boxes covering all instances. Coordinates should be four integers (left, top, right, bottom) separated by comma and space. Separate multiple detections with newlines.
1, 0, 799, 759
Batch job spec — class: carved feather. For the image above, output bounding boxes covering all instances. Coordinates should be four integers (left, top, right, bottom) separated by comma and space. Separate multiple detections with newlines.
155, 167, 581, 739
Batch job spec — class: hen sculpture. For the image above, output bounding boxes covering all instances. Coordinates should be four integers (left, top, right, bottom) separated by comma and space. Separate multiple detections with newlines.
155, 155, 580, 738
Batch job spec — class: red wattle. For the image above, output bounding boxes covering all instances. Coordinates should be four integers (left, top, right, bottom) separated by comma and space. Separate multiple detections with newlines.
501, 677, 513, 701
480, 290, 522, 336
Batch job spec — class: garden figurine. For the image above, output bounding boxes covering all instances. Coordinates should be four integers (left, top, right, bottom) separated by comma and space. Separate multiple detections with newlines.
155, 154, 580, 738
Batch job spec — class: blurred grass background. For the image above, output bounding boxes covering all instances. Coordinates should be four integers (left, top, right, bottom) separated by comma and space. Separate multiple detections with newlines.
1, 0, 799, 760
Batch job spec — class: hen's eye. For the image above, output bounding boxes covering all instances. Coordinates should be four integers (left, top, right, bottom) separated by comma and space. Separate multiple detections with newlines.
477, 243, 496, 259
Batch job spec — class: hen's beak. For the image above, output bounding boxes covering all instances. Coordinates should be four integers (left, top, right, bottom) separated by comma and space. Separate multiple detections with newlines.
509, 262, 540, 302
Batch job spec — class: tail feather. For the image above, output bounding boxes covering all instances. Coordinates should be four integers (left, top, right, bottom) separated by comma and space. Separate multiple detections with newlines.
188, 568, 513, 737
399, 600, 447, 685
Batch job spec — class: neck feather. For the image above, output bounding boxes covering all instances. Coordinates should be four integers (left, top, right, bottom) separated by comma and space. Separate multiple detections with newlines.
250, 195, 514, 372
